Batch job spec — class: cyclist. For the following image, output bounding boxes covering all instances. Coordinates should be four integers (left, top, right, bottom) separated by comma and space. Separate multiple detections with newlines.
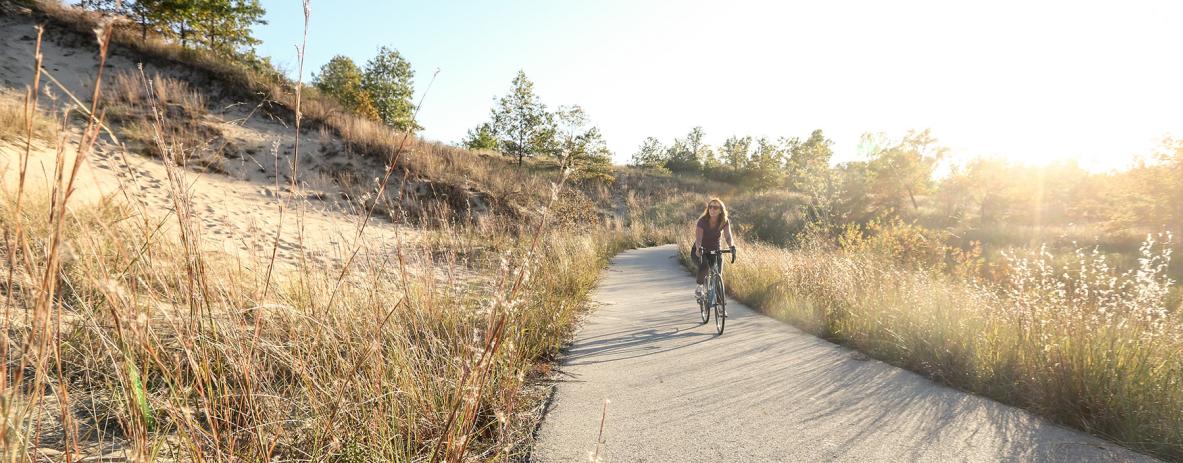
691, 197, 736, 300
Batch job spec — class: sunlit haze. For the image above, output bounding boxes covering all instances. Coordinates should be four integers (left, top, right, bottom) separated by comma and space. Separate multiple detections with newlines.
253, 0, 1183, 171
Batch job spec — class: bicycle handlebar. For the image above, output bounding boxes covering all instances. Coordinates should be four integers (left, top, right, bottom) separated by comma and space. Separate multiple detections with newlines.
699, 247, 737, 264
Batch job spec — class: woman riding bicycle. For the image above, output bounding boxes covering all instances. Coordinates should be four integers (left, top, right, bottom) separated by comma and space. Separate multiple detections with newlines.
692, 197, 736, 299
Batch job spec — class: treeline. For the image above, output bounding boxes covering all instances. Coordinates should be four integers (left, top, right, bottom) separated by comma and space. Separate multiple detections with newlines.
463, 71, 613, 178
631, 125, 1182, 253
628, 128, 947, 217
930, 144, 1183, 233
79, 0, 266, 55
629, 127, 842, 192
696, 129, 1183, 256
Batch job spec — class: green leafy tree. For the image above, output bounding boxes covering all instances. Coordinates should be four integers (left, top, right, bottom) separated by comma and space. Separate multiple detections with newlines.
863, 129, 947, 213
463, 122, 499, 151
80, 0, 266, 54
787, 129, 836, 205
160, 1, 199, 48
630, 137, 667, 169
313, 55, 379, 120
720, 135, 752, 171
748, 137, 785, 190
787, 130, 833, 182
363, 46, 419, 132
554, 105, 613, 181
81, 0, 166, 40
195, 0, 267, 55
1112, 139, 1183, 236
490, 71, 552, 167
664, 127, 711, 173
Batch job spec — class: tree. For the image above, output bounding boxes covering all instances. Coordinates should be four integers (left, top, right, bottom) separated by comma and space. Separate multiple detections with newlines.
863, 129, 947, 213
157, 1, 199, 49
787, 129, 835, 200
749, 137, 785, 190
719, 135, 752, 171
553, 105, 613, 181
631, 137, 667, 169
363, 46, 419, 132
463, 123, 499, 151
80, 0, 167, 41
313, 55, 380, 120
490, 70, 552, 167
79, 0, 265, 53
195, 0, 267, 55
664, 127, 711, 173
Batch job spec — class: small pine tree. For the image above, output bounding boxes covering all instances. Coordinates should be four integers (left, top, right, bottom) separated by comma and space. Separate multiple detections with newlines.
463, 123, 499, 151
490, 71, 551, 167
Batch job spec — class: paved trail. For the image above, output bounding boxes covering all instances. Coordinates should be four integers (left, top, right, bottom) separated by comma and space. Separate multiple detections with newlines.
531, 245, 1156, 462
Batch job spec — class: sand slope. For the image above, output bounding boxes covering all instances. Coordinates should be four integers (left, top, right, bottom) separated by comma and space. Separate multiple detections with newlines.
0, 11, 417, 273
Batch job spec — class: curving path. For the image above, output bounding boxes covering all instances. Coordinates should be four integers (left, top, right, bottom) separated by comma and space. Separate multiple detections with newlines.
531, 245, 1157, 462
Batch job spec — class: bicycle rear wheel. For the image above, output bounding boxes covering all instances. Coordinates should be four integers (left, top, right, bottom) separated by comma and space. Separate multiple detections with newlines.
714, 275, 726, 334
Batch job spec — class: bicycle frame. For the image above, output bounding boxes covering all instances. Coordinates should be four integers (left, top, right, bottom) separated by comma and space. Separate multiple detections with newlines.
699, 248, 731, 334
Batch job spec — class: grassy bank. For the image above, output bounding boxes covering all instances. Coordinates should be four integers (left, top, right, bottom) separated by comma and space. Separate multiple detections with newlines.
678, 236, 1182, 460
1, 185, 672, 461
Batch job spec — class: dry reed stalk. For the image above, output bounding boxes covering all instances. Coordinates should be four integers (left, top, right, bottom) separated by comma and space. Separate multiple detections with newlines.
1, 24, 44, 448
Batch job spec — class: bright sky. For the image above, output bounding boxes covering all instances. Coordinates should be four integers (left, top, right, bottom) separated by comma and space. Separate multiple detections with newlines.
252, 0, 1183, 170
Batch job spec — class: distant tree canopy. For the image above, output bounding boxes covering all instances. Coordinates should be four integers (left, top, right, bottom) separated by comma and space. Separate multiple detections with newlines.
629, 127, 836, 192
80, 0, 266, 55
312, 47, 419, 132
928, 138, 1183, 236
464, 71, 614, 175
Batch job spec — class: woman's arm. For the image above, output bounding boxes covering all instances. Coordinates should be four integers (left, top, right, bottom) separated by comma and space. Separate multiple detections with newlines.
723, 222, 734, 248
695, 225, 704, 249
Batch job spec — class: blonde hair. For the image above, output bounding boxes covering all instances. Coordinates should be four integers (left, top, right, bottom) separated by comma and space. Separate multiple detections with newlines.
697, 197, 729, 226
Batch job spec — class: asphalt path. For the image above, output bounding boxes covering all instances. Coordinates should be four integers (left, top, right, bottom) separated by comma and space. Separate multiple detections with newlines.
531, 245, 1157, 462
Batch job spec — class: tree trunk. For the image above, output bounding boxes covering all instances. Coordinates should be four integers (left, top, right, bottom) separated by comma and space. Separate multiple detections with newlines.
517, 130, 525, 169
907, 186, 919, 211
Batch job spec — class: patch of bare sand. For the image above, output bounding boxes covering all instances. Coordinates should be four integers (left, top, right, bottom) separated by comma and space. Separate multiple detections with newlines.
0, 9, 420, 276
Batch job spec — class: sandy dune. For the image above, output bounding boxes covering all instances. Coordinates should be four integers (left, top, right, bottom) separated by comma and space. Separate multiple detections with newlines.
0, 12, 418, 274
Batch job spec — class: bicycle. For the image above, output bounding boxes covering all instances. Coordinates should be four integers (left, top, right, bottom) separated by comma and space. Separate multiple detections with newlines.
696, 248, 733, 335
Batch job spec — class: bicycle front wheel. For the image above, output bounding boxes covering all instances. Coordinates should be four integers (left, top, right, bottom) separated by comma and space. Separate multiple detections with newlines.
714, 275, 726, 335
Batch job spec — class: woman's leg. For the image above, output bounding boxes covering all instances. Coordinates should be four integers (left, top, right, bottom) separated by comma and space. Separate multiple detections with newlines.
697, 255, 710, 284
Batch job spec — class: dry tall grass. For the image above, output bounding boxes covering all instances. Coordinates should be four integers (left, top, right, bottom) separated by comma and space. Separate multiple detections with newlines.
0, 91, 57, 143
3, 191, 652, 461
684, 235, 1183, 460
0, 15, 671, 463
105, 71, 227, 172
